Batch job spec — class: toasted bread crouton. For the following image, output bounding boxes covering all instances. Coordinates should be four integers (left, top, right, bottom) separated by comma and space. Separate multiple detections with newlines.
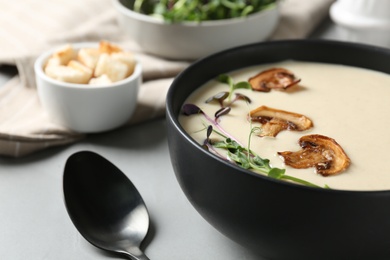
99, 41, 122, 54
77, 48, 101, 69
110, 52, 136, 77
67, 60, 93, 80
45, 57, 62, 68
43, 41, 136, 84
88, 74, 112, 86
45, 65, 91, 84
52, 44, 75, 65
94, 53, 129, 82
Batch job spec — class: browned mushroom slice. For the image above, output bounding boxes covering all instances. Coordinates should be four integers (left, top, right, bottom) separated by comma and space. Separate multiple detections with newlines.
278, 134, 351, 176
249, 106, 313, 137
248, 68, 301, 92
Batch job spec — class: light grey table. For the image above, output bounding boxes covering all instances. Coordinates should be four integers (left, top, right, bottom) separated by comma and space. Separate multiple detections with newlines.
0, 20, 341, 260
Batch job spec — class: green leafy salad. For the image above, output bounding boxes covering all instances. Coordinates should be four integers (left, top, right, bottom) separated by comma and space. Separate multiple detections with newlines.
128, 0, 277, 22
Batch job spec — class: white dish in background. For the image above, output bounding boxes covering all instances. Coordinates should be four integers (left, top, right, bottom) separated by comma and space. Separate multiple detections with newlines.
34, 42, 142, 133
112, 0, 280, 60
330, 0, 390, 47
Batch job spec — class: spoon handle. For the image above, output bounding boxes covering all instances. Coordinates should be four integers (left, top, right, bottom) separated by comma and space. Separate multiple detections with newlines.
125, 247, 150, 260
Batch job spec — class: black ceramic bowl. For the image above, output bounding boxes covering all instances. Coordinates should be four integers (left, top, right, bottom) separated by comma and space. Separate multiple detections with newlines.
165, 40, 390, 260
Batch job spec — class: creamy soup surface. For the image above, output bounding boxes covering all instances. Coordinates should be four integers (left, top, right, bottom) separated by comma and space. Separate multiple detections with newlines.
179, 61, 390, 191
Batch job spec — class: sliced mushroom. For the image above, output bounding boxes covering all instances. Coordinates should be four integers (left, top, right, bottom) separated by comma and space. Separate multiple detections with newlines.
278, 134, 351, 176
248, 68, 301, 92
249, 106, 313, 137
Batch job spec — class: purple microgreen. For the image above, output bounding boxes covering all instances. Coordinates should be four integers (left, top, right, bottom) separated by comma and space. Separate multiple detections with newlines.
234, 93, 251, 103
205, 91, 229, 107
182, 104, 203, 116
183, 103, 238, 143
215, 107, 231, 120
202, 126, 228, 158
206, 125, 213, 140
226, 93, 252, 107
202, 144, 209, 151
205, 125, 213, 144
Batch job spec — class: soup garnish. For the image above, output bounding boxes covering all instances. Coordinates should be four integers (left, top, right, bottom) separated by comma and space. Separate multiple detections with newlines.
248, 67, 301, 92
182, 103, 329, 189
181, 66, 353, 188
278, 134, 351, 176
249, 105, 313, 137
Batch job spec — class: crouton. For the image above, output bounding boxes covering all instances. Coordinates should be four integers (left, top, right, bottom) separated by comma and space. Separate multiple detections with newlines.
67, 60, 93, 81
43, 41, 136, 85
45, 57, 62, 68
94, 53, 129, 82
51, 44, 75, 65
88, 74, 112, 86
77, 48, 101, 70
99, 41, 122, 54
45, 65, 91, 84
110, 51, 136, 77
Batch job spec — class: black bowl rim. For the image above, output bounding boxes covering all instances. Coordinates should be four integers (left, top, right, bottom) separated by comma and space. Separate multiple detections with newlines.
166, 39, 390, 194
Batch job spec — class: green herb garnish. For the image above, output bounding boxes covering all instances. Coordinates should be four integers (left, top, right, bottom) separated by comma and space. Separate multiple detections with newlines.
217, 74, 251, 102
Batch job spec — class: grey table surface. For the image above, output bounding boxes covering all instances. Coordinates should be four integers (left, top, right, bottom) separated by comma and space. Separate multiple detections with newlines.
0, 19, 345, 260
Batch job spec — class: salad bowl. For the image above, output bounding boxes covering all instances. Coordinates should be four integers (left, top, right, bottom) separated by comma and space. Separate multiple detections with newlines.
113, 0, 279, 60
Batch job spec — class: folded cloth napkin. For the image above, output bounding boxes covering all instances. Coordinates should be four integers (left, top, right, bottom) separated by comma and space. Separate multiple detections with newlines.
0, 0, 335, 157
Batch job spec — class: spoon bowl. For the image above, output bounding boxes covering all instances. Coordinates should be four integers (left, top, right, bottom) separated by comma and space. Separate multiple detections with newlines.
63, 151, 150, 260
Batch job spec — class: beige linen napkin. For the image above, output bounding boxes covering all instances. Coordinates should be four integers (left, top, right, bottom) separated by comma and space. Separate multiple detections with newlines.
0, 0, 335, 157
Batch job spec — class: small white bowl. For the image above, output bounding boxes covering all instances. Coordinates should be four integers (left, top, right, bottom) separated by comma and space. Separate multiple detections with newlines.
113, 0, 280, 60
34, 42, 142, 133
330, 0, 390, 47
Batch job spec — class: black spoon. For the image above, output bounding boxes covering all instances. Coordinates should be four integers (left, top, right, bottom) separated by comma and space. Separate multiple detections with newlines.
63, 151, 150, 260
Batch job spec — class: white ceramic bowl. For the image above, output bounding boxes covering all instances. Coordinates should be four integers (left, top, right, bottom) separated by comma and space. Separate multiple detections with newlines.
113, 0, 280, 60
34, 42, 142, 133
330, 0, 390, 47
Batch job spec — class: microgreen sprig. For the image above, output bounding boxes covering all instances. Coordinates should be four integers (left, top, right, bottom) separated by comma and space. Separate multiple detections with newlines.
182, 103, 241, 144
217, 74, 252, 102
205, 74, 251, 107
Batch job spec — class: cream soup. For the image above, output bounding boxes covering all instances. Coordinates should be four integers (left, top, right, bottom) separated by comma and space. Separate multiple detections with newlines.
179, 61, 390, 191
